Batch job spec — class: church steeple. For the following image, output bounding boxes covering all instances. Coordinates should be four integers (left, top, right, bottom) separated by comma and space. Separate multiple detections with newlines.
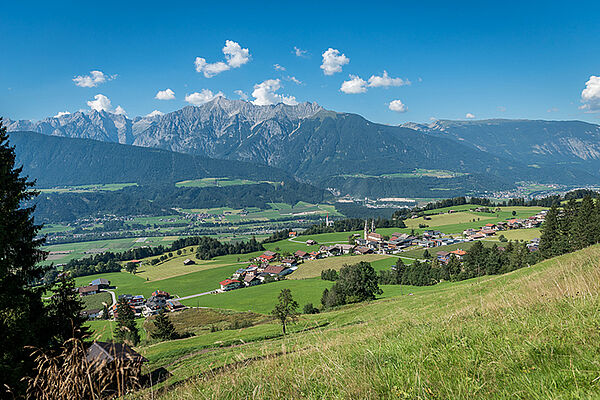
364, 219, 368, 240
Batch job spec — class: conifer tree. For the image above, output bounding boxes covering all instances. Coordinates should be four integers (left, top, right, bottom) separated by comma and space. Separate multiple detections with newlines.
0, 119, 49, 394
540, 204, 561, 258
114, 298, 140, 346
570, 195, 595, 250
150, 309, 177, 341
46, 275, 90, 345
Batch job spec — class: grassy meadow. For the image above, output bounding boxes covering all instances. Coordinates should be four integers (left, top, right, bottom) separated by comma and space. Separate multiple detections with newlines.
136, 244, 600, 399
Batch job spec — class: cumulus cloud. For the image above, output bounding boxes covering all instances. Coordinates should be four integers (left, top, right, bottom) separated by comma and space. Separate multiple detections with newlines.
368, 71, 409, 87
320, 48, 349, 75
185, 89, 225, 105
340, 75, 367, 94
195, 40, 250, 78
580, 75, 600, 112
87, 94, 126, 114
234, 89, 249, 101
146, 110, 164, 117
54, 111, 70, 118
73, 70, 116, 87
274, 64, 286, 71
251, 79, 298, 106
389, 100, 407, 113
465, 113, 475, 119
155, 88, 175, 100
294, 46, 308, 57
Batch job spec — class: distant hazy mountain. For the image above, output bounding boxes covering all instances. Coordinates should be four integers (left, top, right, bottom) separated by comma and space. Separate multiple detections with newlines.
7, 99, 600, 196
8, 131, 291, 187
404, 119, 600, 173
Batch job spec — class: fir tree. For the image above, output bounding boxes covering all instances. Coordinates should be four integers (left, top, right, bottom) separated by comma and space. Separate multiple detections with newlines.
114, 298, 140, 346
539, 204, 561, 258
570, 195, 595, 250
150, 309, 177, 341
0, 119, 50, 394
46, 275, 90, 345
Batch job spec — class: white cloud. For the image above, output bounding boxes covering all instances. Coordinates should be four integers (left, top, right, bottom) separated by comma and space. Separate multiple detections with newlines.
194, 58, 229, 78
320, 48, 349, 75
195, 40, 250, 78
234, 89, 249, 101
294, 46, 308, 57
87, 94, 126, 114
155, 88, 175, 100
368, 71, 409, 87
184, 89, 225, 105
146, 110, 164, 117
287, 76, 303, 85
465, 113, 475, 119
547, 107, 559, 113
223, 40, 250, 68
580, 75, 600, 112
73, 70, 116, 87
54, 111, 70, 118
389, 100, 407, 113
251, 79, 298, 106
274, 64, 286, 71
340, 75, 367, 94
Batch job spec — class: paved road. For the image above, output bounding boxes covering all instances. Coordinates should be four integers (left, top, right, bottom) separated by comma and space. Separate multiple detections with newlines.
104, 289, 117, 307
177, 290, 219, 301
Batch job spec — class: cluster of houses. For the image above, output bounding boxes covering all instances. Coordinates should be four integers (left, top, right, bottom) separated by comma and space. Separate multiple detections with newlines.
219, 250, 300, 290
111, 290, 186, 318
76, 277, 186, 320
462, 211, 546, 240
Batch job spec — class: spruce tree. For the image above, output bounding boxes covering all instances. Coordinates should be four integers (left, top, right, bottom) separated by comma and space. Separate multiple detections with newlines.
570, 195, 595, 250
46, 275, 90, 345
539, 204, 560, 258
0, 119, 49, 394
114, 298, 140, 346
150, 309, 177, 341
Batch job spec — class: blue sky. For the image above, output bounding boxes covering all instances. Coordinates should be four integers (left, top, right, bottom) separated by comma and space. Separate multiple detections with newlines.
1, 0, 599, 124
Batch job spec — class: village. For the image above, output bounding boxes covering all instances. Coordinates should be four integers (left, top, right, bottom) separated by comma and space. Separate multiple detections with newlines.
73, 208, 547, 320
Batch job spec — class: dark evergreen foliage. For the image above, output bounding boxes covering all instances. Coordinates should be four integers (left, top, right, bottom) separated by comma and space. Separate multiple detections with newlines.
150, 309, 178, 341
0, 119, 50, 395
113, 298, 140, 346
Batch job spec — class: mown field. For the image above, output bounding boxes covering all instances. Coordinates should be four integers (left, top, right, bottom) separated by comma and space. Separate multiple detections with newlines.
137, 244, 600, 399
42, 236, 180, 265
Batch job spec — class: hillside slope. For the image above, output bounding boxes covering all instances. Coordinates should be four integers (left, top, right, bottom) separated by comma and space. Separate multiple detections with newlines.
144, 244, 600, 399
9, 131, 291, 187
407, 119, 600, 176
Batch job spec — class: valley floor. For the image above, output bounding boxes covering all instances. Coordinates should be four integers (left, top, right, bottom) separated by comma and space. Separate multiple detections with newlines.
129, 244, 600, 399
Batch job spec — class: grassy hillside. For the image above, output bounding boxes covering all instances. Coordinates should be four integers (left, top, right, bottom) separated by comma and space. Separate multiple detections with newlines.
140, 244, 600, 399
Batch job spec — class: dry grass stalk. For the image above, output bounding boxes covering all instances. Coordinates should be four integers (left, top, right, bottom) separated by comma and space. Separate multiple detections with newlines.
24, 338, 142, 400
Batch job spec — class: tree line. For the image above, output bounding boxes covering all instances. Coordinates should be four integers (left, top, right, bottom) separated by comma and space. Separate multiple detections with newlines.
303, 217, 406, 236
60, 235, 264, 279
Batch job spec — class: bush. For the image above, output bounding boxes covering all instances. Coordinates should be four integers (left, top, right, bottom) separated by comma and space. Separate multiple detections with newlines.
303, 303, 320, 314
321, 269, 339, 281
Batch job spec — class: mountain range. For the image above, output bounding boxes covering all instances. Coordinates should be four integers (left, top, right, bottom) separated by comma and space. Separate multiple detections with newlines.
6, 98, 600, 197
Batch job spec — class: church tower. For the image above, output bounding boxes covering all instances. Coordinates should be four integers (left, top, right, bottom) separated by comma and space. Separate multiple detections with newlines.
364, 219, 368, 240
